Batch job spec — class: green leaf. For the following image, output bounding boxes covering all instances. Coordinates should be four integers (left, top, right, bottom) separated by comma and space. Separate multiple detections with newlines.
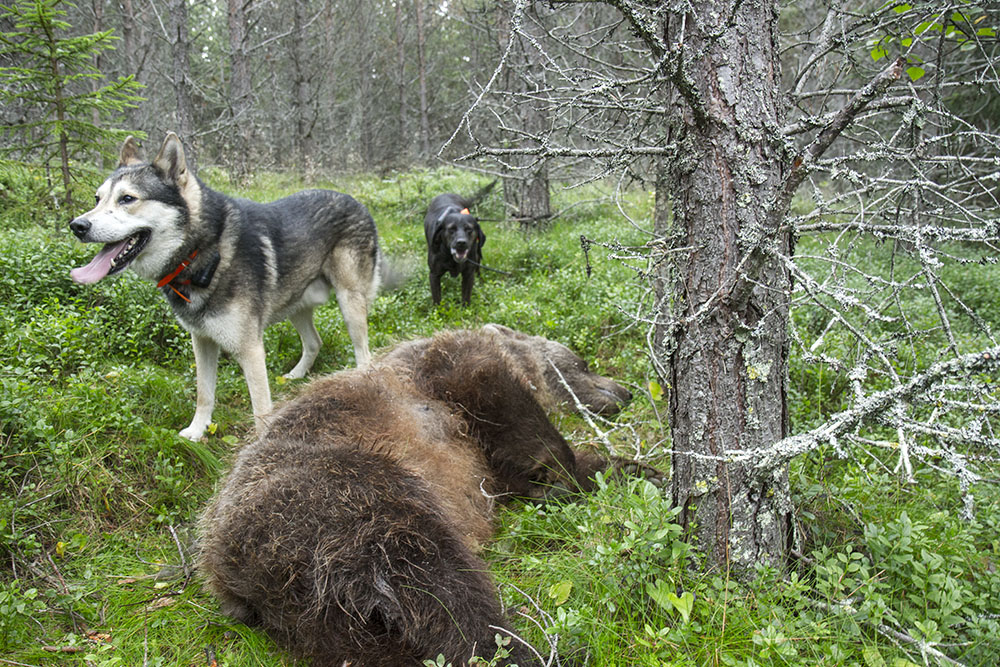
893, 3, 912, 13
547, 580, 572, 606
646, 579, 673, 613
648, 380, 663, 401
906, 66, 926, 81
666, 590, 695, 623
863, 646, 887, 667
871, 44, 889, 62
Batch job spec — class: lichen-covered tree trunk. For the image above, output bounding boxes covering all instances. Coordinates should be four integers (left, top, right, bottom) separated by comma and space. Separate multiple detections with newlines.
655, 0, 793, 573
503, 160, 551, 228
496, 2, 551, 228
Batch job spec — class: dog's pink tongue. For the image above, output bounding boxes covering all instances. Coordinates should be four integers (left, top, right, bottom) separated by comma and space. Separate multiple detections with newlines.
70, 240, 129, 284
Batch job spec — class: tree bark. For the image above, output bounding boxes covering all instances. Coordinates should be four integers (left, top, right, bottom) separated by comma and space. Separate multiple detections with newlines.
118, 0, 138, 132
394, 0, 408, 160
119, 0, 136, 74
290, 0, 313, 166
503, 161, 550, 228
90, 0, 103, 166
655, 0, 793, 573
167, 0, 197, 170
354, 5, 375, 169
227, 0, 253, 180
498, 3, 551, 228
414, 0, 431, 159
51, 59, 72, 211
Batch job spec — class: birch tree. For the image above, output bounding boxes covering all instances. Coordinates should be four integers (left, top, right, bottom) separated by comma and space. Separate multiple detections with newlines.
454, 0, 1000, 573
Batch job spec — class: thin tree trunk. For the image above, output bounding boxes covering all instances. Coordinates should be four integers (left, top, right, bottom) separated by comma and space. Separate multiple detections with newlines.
118, 0, 144, 133
656, 0, 792, 573
91, 0, 103, 166
55, 88, 72, 211
119, 0, 135, 74
394, 0, 408, 159
500, 7, 550, 229
290, 0, 312, 166
355, 7, 374, 169
414, 0, 431, 159
227, 0, 252, 180
41, 12, 72, 211
503, 161, 550, 229
167, 0, 197, 170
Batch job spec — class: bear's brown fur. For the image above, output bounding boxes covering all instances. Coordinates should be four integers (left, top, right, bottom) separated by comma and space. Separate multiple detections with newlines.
198, 324, 637, 666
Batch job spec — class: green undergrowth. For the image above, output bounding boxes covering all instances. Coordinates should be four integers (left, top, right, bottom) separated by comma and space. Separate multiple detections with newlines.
1, 161, 998, 665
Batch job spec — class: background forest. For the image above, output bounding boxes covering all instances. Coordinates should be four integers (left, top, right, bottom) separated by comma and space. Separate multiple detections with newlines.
2, 0, 1000, 666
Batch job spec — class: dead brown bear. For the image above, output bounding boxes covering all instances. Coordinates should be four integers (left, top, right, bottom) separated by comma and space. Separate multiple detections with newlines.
198, 324, 639, 666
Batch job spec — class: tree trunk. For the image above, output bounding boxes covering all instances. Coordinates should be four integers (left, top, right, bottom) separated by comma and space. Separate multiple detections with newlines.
55, 94, 73, 211
414, 0, 431, 159
119, 0, 139, 132
655, 0, 793, 573
90, 0, 103, 166
44, 23, 72, 211
167, 0, 197, 170
503, 162, 550, 229
227, 0, 252, 180
119, 0, 136, 74
354, 7, 375, 170
394, 0, 408, 160
498, 4, 551, 228
290, 0, 313, 167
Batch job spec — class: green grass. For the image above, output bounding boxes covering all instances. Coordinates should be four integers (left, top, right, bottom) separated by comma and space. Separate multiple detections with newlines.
1, 161, 998, 666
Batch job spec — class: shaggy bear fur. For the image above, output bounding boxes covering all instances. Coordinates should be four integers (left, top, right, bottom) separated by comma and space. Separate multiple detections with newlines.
198, 324, 637, 666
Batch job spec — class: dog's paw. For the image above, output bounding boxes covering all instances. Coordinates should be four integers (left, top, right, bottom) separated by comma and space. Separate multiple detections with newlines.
178, 424, 206, 440
282, 367, 308, 381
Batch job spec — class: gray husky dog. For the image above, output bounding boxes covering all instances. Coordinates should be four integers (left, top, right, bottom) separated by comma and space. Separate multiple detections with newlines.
69, 133, 384, 440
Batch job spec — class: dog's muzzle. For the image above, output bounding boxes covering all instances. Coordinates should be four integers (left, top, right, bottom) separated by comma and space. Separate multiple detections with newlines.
70, 217, 92, 240
451, 238, 470, 263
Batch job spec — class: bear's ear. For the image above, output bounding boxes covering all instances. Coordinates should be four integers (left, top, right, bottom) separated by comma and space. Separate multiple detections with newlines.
481, 323, 514, 338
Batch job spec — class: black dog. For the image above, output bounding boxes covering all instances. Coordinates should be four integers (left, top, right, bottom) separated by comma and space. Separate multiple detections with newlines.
424, 191, 489, 306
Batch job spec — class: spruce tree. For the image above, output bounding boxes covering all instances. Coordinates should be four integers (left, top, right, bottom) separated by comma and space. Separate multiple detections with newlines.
0, 0, 144, 212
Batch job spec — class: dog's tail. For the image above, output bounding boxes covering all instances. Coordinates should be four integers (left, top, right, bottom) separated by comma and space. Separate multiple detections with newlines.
465, 178, 498, 208
375, 250, 409, 293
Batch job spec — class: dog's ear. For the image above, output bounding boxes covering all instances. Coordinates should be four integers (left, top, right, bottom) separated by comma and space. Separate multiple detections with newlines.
429, 220, 445, 252
118, 136, 143, 167
474, 221, 486, 250
152, 132, 190, 187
